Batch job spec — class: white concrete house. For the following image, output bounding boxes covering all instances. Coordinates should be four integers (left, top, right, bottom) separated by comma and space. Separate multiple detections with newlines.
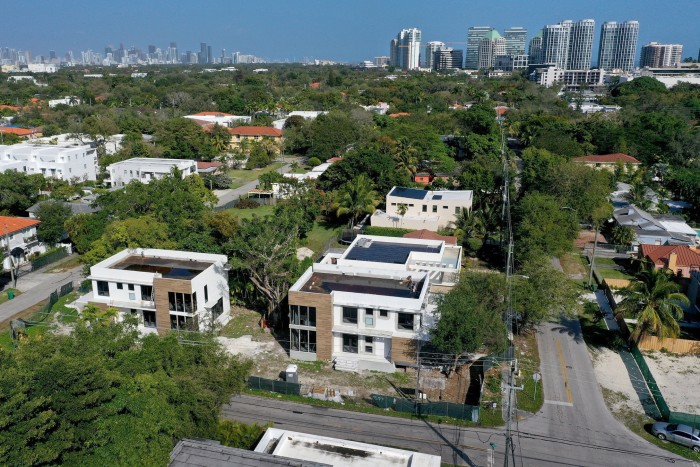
288, 235, 461, 372
371, 186, 473, 231
76, 248, 230, 334
271, 111, 327, 130
0, 142, 98, 181
48, 96, 81, 108
0, 216, 46, 269
106, 158, 197, 187
184, 112, 251, 127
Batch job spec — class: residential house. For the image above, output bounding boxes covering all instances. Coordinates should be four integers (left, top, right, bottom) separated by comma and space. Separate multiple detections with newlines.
106, 158, 197, 187
572, 153, 641, 172
184, 112, 251, 127
287, 235, 461, 372
170, 439, 328, 467
272, 111, 327, 130
48, 96, 81, 108
226, 126, 283, 153
613, 205, 697, 250
370, 186, 473, 231
0, 142, 98, 181
0, 216, 45, 269
76, 248, 230, 335
414, 172, 433, 185
27, 200, 99, 219
638, 244, 700, 279
0, 126, 41, 140
195, 161, 224, 175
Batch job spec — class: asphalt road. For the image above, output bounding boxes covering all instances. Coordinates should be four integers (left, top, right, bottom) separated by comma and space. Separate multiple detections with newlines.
223, 319, 691, 466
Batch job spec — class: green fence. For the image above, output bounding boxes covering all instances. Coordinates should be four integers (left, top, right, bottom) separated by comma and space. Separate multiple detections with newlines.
669, 412, 700, 430
247, 376, 301, 396
30, 248, 69, 271
370, 394, 480, 422
629, 342, 670, 420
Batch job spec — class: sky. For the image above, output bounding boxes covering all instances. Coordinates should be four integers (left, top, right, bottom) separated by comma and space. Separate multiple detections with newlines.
1, 0, 698, 64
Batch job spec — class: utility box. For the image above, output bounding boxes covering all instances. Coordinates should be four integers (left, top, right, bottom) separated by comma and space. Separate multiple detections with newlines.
285, 364, 298, 384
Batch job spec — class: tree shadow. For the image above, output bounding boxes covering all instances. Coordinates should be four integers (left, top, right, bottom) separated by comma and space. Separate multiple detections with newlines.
419, 418, 477, 467
550, 316, 585, 345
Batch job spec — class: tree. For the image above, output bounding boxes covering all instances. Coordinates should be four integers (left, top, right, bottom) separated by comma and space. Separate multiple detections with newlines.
624, 178, 653, 210
35, 201, 72, 245
617, 265, 689, 343
75, 114, 119, 157
155, 118, 216, 161
0, 171, 44, 215
335, 174, 379, 227
246, 142, 270, 169
209, 124, 231, 154
430, 272, 507, 374
392, 137, 418, 177
609, 225, 635, 250
81, 304, 118, 326
396, 203, 408, 227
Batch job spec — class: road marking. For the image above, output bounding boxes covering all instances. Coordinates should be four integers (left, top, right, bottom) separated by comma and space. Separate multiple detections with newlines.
544, 400, 574, 407
555, 338, 574, 404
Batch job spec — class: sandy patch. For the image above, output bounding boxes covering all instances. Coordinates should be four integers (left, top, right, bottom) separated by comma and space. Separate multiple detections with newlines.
590, 347, 641, 412
643, 351, 700, 414
217, 335, 282, 359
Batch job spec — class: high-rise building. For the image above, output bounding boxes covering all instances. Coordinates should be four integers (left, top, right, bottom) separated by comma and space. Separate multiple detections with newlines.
528, 31, 543, 64
466, 26, 495, 69
374, 56, 390, 67
435, 48, 463, 71
504, 27, 527, 55
199, 42, 208, 64
541, 21, 572, 69
640, 42, 682, 68
568, 19, 595, 70
477, 30, 506, 69
424, 41, 445, 69
389, 28, 422, 70
598, 21, 639, 71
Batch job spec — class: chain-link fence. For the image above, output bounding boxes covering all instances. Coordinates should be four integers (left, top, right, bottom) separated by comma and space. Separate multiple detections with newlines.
247, 376, 301, 396
630, 342, 671, 420
30, 248, 69, 271
669, 412, 700, 430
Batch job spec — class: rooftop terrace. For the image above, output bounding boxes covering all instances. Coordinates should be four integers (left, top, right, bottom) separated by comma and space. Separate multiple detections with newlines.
345, 239, 442, 264
300, 272, 424, 298
111, 255, 212, 280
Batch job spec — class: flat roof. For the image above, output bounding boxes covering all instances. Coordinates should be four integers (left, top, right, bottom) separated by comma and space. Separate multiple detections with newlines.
111, 255, 212, 280
109, 158, 195, 168
389, 186, 428, 200
301, 272, 424, 298
345, 239, 442, 264
170, 439, 328, 467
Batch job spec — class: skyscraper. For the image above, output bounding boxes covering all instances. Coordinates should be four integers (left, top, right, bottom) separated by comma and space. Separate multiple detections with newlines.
598, 21, 639, 71
567, 19, 595, 70
528, 31, 543, 64
541, 21, 572, 69
477, 30, 506, 69
435, 48, 463, 71
504, 27, 527, 55
389, 28, 422, 70
424, 41, 445, 69
466, 26, 495, 69
640, 42, 683, 68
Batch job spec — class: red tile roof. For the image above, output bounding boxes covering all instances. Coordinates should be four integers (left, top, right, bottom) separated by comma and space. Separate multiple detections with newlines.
0, 104, 20, 111
0, 216, 41, 234
0, 127, 37, 136
196, 161, 223, 169
388, 112, 411, 118
309, 82, 321, 89
639, 244, 700, 268
403, 229, 457, 245
227, 126, 283, 137
326, 157, 343, 163
573, 153, 641, 164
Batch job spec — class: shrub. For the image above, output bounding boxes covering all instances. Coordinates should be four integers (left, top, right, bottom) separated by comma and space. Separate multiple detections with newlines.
363, 226, 413, 237
235, 198, 260, 209
306, 157, 322, 167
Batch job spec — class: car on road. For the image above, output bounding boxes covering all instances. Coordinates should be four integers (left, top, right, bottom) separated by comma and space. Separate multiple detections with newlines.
651, 422, 700, 452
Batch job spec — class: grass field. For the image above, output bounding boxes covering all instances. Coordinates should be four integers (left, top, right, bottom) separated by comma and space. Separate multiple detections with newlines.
226, 204, 276, 220
303, 221, 343, 256
226, 162, 284, 189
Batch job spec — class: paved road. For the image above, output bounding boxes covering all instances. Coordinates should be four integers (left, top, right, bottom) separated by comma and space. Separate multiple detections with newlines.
214, 162, 292, 208
223, 317, 690, 466
0, 265, 83, 325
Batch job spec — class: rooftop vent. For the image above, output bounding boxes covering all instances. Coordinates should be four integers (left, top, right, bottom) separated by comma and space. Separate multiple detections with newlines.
356, 238, 373, 249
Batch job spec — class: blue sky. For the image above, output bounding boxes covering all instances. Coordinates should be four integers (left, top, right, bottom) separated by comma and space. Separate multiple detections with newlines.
1, 0, 698, 63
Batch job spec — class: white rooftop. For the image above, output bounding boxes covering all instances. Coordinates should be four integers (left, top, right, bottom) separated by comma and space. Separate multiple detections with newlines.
108, 158, 195, 169
255, 428, 441, 467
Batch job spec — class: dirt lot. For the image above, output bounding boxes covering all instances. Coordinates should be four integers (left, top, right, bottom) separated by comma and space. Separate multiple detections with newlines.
575, 229, 607, 249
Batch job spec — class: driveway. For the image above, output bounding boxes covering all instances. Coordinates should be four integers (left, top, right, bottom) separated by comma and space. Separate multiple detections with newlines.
215, 162, 292, 208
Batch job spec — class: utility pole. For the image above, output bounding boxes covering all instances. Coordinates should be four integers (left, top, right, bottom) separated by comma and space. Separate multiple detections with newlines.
4, 225, 16, 288
587, 224, 600, 289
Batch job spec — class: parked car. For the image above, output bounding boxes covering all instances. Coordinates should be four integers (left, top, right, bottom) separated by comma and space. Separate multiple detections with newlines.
651, 422, 700, 452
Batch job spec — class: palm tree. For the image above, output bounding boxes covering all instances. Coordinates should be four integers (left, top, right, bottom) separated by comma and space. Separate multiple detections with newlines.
453, 207, 484, 239
624, 179, 652, 210
396, 203, 408, 227
336, 174, 379, 228
617, 265, 689, 343
393, 137, 418, 177
81, 304, 118, 326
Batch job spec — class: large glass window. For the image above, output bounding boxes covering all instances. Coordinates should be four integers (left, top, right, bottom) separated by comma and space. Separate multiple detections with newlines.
96, 281, 109, 297
211, 297, 223, 320
342, 307, 358, 324
141, 285, 153, 301
290, 305, 316, 327
168, 292, 197, 313
143, 310, 156, 328
398, 313, 415, 330
291, 329, 316, 353
170, 314, 194, 330
342, 334, 358, 353
364, 336, 374, 354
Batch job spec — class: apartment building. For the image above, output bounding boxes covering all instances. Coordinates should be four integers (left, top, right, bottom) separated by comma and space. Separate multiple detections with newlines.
370, 186, 473, 231
78, 249, 230, 334
106, 157, 197, 187
0, 216, 45, 269
287, 235, 462, 372
0, 142, 98, 181
226, 126, 283, 153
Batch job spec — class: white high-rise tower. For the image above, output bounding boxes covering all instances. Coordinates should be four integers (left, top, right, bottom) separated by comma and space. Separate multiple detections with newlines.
598, 21, 639, 71
568, 19, 595, 70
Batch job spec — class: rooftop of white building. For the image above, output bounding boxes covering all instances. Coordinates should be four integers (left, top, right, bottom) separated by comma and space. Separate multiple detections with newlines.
388, 186, 473, 202
107, 157, 195, 169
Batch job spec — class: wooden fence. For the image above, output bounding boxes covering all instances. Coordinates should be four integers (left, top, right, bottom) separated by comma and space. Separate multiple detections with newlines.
603, 278, 632, 289
637, 335, 700, 355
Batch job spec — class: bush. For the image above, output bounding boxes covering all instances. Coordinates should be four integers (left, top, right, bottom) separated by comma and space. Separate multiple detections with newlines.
235, 198, 260, 209
363, 226, 413, 237
306, 157, 322, 167
216, 420, 270, 449
465, 237, 484, 256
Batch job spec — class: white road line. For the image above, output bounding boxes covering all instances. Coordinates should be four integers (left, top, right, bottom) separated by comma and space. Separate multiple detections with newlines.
544, 400, 574, 407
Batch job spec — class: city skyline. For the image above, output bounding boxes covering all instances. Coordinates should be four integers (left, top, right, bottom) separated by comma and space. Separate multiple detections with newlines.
0, 0, 698, 64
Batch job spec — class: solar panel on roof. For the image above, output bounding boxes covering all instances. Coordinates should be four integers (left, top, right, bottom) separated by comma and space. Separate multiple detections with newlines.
346, 241, 441, 264
390, 187, 428, 200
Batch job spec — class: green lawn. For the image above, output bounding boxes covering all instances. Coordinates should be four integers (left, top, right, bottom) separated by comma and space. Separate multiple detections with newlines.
226, 162, 284, 189
598, 268, 635, 280
0, 288, 21, 306
303, 221, 343, 256
225, 204, 276, 220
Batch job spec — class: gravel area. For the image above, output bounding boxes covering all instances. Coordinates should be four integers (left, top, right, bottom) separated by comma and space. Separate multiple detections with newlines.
643, 351, 700, 414
590, 347, 643, 412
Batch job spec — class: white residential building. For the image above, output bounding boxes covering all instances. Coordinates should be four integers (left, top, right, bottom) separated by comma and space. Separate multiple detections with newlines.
288, 235, 462, 372
0, 216, 46, 269
77, 248, 230, 334
370, 186, 473, 231
32, 133, 127, 155
106, 158, 197, 187
184, 112, 251, 127
48, 96, 81, 108
271, 111, 327, 130
0, 142, 98, 181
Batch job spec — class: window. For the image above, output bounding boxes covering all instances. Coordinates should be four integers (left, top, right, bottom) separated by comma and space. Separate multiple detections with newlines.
432, 205, 437, 213
422, 205, 427, 212
116, 283, 123, 290
143, 310, 156, 328
170, 314, 194, 330
290, 329, 316, 352
342, 307, 358, 324
364, 336, 374, 354
443, 206, 448, 209
391, 203, 397, 206
379, 309, 389, 318
141, 285, 153, 301
342, 334, 358, 353
409, 204, 414, 207
127, 284, 134, 291
96, 281, 109, 297
211, 297, 223, 320
290, 305, 317, 326
168, 292, 197, 313
204, 285, 209, 303
364, 309, 374, 326
398, 313, 414, 330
